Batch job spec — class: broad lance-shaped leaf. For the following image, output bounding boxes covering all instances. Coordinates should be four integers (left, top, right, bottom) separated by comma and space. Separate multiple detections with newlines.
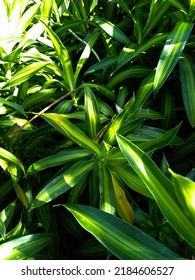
93, 16, 130, 44
116, 134, 195, 248
0, 147, 25, 175
42, 113, 101, 157
117, 33, 168, 70
74, 30, 100, 83
99, 166, 115, 215
64, 204, 183, 260
153, 21, 194, 93
106, 66, 151, 89
14, 183, 29, 210
169, 169, 195, 226
4, 61, 49, 88
0, 233, 53, 260
40, 20, 75, 90
0, 219, 6, 240
27, 148, 91, 174
137, 123, 181, 152
108, 164, 153, 199
31, 160, 95, 209
112, 173, 134, 224
84, 86, 100, 139
103, 96, 135, 145
0, 97, 26, 117
179, 54, 195, 127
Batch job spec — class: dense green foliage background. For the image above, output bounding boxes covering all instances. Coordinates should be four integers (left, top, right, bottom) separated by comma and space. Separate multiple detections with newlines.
0, 0, 195, 259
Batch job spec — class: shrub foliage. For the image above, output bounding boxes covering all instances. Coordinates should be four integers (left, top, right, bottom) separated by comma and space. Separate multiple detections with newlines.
0, 0, 194, 259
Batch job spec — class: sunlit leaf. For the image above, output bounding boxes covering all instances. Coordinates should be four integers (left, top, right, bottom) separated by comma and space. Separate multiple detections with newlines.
93, 16, 130, 44
42, 113, 101, 157
31, 160, 95, 209
153, 21, 194, 93
116, 134, 195, 247
179, 54, 195, 127
84, 86, 100, 139
0, 97, 26, 117
0, 233, 53, 260
169, 169, 195, 226
27, 148, 91, 174
40, 20, 75, 90
65, 204, 183, 259
0, 147, 25, 174
5, 62, 49, 88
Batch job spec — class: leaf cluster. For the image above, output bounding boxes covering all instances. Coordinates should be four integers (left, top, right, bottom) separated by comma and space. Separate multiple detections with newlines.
0, 0, 194, 260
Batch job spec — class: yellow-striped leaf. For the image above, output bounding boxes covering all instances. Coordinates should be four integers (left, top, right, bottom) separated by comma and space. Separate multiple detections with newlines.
116, 134, 195, 247
65, 204, 183, 259
179, 54, 195, 127
0, 233, 53, 260
84, 86, 100, 139
31, 160, 95, 209
5, 61, 49, 88
93, 16, 130, 44
169, 169, 195, 226
0, 147, 25, 174
153, 21, 194, 93
27, 148, 91, 174
99, 166, 115, 215
42, 113, 101, 157
40, 20, 75, 90
104, 96, 135, 145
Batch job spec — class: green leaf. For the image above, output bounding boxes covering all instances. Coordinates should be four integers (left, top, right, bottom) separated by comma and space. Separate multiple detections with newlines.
143, 1, 171, 38
137, 123, 181, 152
27, 148, 91, 174
116, 134, 195, 248
93, 16, 130, 44
14, 3, 41, 37
99, 166, 115, 215
40, 20, 75, 90
109, 164, 153, 199
84, 56, 118, 75
0, 201, 15, 228
41, 0, 53, 21
134, 71, 155, 109
166, 0, 188, 15
179, 54, 195, 127
0, 97, 26, 117
153, 21, 194, 93
0, 147, 25, 174
5, 61, 49, 88
0, 233, 53, 260
84, 86, 100, 139
22, 88, 56, 109
118, 33, 168, 69
0, 219, 6, 240
31, 160, 95, 209
169, 169, 195, 226
14, 183, 29, 210
189, 0, 195, 17
80, 83, 116, 101
106, 66, 151, 89
65, 204, 183, 259
104, 96, 135, 145
35, 204, 51, 232
74, 30, 100, 83
42, 113, 101, 157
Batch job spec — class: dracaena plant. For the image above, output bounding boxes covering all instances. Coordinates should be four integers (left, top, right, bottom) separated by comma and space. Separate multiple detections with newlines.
0, 0, 194, 260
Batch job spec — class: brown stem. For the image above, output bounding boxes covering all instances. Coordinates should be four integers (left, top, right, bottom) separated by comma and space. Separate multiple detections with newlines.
8, 88, 77, 138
